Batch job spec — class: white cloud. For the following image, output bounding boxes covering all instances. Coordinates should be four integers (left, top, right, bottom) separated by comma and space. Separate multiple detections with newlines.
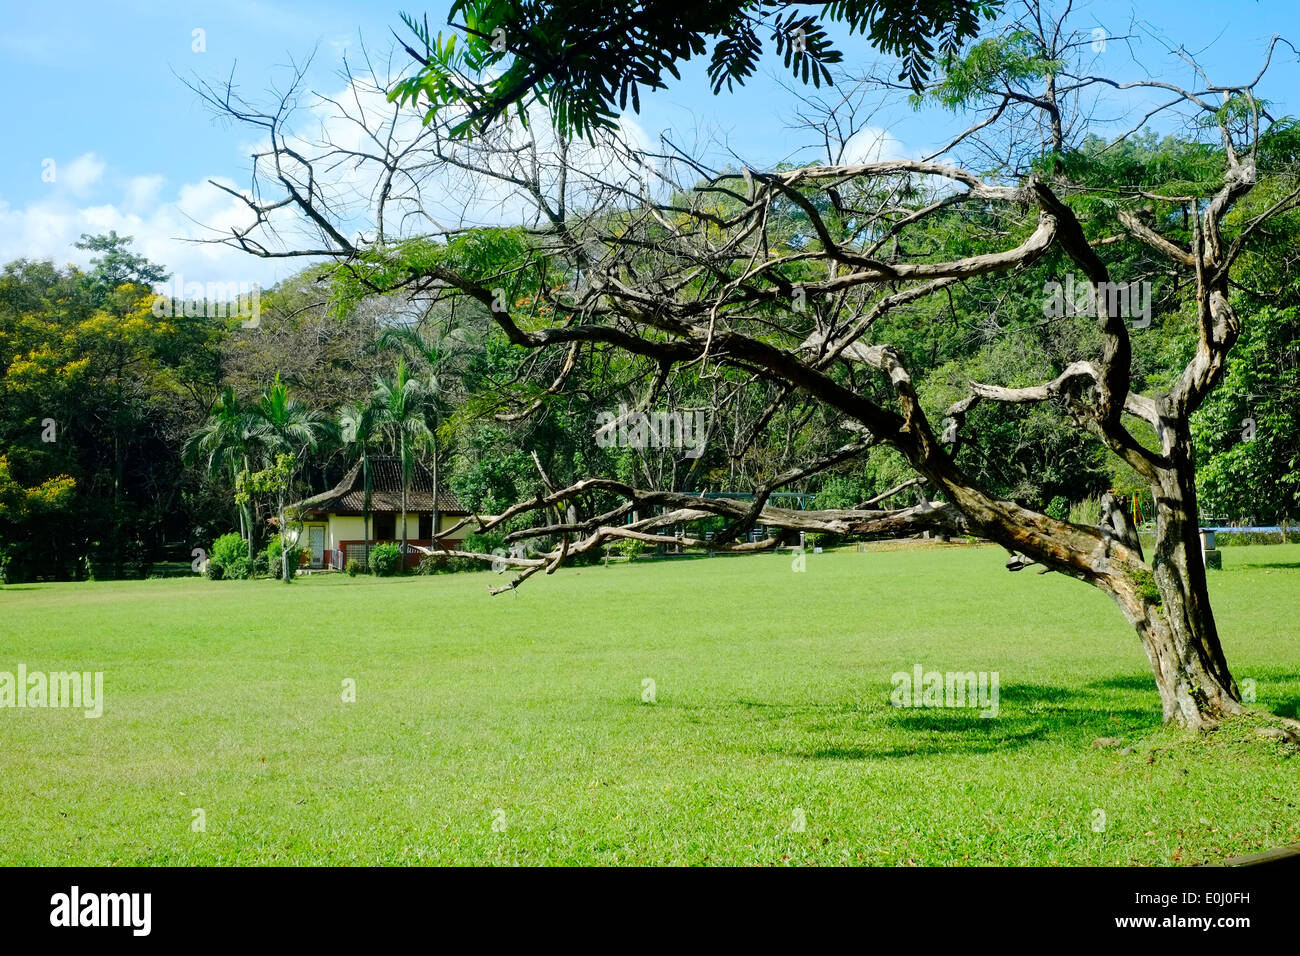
841, 127, 909, 164
0, 177, 299, 290
122, 175, 166, 214
59, 152, 107, 197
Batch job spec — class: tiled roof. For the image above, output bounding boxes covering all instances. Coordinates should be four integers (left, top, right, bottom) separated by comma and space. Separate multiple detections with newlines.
295, 457, 469, 515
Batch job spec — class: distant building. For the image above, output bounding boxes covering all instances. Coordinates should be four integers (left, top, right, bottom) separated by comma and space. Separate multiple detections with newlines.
290, 457, 469, 570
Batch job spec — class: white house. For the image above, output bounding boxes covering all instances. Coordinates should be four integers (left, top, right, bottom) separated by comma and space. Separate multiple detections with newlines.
289, 457, 470, 570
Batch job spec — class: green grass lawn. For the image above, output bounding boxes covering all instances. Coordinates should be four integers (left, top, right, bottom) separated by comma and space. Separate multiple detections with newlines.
1, 542, 1297, 866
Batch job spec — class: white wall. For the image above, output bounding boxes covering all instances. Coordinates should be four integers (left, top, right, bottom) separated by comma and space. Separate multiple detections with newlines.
326, 516, 368, 550
325, 513, 464, 546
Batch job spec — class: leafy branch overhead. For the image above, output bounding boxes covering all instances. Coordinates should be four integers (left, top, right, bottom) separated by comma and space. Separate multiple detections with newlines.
389, 0, 1002, 138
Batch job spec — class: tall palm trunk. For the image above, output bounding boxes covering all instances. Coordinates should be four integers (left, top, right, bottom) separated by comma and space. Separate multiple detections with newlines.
363, 454, 372, 571
430, 435, 440, 550
279, 498, 291, 583
243, 454, 256, 562
232, 463, 246, 540
400, 433, 409, 572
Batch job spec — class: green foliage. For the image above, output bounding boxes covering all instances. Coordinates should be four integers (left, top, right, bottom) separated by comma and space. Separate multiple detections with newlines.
417, 552, 482, 573
210, 533, 246, 569
1216, 530, 1300, 546
1068, 498, 1103, 527
74, 230, 170, 303
332, 229, 531, 317
224, 555, 251, 581
1131, 566, 1162, 606
265, 538, 302, 580
369, 541, 405, 576
1192, 290, 1300, 523
464, 531, 505, 554
389, 1, 1001, 138
0, 455, 77, 583
345, 557, 363, 576
0, 243, 219, 580
209, 533, 252, 580
920, 30, 1062, 111
608, 538, 646, 560
1045, 496, 1069, 522
814, 474, 878, 510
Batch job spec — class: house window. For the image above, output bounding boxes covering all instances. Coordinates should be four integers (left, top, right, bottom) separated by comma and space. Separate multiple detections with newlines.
419, 513, 433, 539
373, 513, 395, 540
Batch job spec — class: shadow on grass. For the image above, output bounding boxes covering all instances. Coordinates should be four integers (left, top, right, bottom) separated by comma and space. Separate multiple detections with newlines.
1272, 699, 1300, 720
1087, 674, 1157, 692
713, 681, 1163, 760
1232, 561, 1300, 571
803, 725, 1052, 760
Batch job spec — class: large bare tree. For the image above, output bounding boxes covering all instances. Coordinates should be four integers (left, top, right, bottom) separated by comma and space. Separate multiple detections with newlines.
191, 12, 1299, 729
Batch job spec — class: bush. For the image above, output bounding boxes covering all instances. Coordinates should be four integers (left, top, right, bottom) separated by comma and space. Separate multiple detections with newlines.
210, 532, 246, 569
265, 538, 302, 580
1216, 530, 1300, 546
250, 551, 269, 579
1045, 496, 1070, 522
224, 555, 251, 580
463, 531, 504, 555
417, 552, 482, 574
1067, 498, 1103, 526
345, 558, 362, 577
205, 561, 225, 581
609, 538, 646, 560
369, 541, 404, 576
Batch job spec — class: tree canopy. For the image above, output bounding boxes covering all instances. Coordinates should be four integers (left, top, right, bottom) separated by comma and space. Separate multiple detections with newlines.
389, 0, 1002, 137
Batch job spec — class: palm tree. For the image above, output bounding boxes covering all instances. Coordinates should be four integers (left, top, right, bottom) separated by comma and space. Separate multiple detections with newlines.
338, 398, 380, 569
374, 358, 431, 570
186, 387, 258, 560
251, 373, 332, 580
378, 323, 476, 548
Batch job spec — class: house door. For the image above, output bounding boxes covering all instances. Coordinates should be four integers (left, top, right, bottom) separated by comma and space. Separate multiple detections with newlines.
308, 526, 325, 568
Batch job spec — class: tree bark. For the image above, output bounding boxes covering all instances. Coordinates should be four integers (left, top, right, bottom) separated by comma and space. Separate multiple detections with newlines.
1135, 434, 1241, 726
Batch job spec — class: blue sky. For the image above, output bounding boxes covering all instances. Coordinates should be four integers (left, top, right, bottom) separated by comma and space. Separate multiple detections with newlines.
1, 0, 1297, 288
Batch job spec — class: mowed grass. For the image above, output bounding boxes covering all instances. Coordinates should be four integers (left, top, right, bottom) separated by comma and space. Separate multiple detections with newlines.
1, 543, 1297, 866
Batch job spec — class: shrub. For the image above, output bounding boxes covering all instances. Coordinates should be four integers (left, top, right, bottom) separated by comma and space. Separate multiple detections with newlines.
225, 555, 251, 580
265, 538, 302, 580
610, 538, 646, 560
205, 561, 225, 581
418, 552, 482, 574
210, 532, 246, 569
1216, 530, 1300, 546
1045, 496, 1070, 522
1067, 498, 1103, 526
345, 558, 362, 577
369, 541, 404, 576
250, 551, 269, 579
464, 531, 504, 555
